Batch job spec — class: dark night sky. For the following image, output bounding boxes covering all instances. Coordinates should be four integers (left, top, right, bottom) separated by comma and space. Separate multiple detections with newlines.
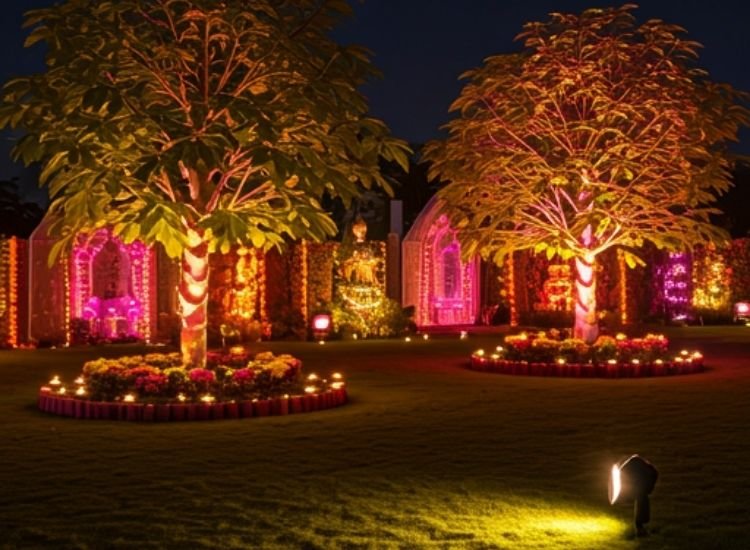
3, 0, 750, 202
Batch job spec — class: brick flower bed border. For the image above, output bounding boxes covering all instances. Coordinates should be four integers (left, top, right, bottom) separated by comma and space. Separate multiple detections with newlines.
37, 388, 348, 422
468, 356, 704, 378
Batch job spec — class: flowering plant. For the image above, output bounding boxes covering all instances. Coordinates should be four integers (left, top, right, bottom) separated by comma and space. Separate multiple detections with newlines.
498, 331, 673, 365
71, 351, 307, 402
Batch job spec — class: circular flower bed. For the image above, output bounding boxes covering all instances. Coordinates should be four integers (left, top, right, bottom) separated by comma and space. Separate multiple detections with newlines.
38, 350, 347, 421
469, 331, 704, 378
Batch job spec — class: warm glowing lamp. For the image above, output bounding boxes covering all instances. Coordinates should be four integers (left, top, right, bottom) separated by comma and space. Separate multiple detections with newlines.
311, 313, 332, 341
734, 301, 750, 322
609, 455, 659, 536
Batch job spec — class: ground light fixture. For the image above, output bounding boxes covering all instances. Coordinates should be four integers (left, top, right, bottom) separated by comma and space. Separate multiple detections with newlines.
609, 455, 659, 536
734, 301, 750, 323
311, 313, 332, 341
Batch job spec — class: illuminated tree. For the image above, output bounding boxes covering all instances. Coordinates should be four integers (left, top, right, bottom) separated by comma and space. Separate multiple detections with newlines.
424, 5, 749, 342
0, 0, 409, 365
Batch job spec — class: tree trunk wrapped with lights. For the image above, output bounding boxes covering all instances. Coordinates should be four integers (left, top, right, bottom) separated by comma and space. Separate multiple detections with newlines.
179, 229, 209, 367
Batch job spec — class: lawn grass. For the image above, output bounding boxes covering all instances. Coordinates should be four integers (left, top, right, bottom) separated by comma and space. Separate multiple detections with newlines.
1, 327, 749, 549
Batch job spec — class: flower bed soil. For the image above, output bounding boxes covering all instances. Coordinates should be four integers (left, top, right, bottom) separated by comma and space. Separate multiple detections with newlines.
38, 387, 348, 422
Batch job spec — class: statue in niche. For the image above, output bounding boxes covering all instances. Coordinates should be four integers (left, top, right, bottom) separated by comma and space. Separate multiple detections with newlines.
92, 239, 131, 299
441, 243, 461, 299
340, 217, 381, 286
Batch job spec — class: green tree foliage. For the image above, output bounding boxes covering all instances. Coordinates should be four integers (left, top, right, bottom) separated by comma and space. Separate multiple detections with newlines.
426, 4, 748, 265
424, 5, 749, 339
0, 0, 410, 259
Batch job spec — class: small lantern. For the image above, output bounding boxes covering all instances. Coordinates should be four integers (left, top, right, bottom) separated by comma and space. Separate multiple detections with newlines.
734, 301, 750, 322
312, 313, 332, 341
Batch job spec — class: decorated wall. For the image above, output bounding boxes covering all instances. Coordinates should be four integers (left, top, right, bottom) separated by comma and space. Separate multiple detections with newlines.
0, 237, 25, 348
402, 198, 480, 327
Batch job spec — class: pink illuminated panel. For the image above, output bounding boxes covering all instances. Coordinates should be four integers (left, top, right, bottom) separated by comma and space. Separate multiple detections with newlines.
419, 215, 477, 326
71, 229, 151, 340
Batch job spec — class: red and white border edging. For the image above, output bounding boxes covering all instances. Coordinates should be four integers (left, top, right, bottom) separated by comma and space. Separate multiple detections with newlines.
469, 356, 704, 378
37, 388, 348, 421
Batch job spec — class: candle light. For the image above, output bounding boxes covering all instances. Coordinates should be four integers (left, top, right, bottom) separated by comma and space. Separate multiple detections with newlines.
332, 373, 343, 380
123, 394, 135, 403
74, 376, 85, 385
475, 349, 485, 357
58, 386, 67, 395
318, 340, 326, 345
49, 376, 61, 387
304, 386, 317, 394
496, 345, 504, 353
177, 393, 186, 402
200, 395, 215, 403
75, 386, 86, 396
631, 359, 640, 365
331, 381, 345, 390
556, 358, 566, 365
422, 334, 429, 340
607, 359, 617, 365
307, 374, 319, 381
404, 336, 411, 342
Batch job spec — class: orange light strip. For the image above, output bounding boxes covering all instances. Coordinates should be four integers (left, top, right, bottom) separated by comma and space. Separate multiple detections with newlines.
8, 237, 18, 347
617, 249, 628, 325
507, 253, 518, 326
301, 240, 309, 327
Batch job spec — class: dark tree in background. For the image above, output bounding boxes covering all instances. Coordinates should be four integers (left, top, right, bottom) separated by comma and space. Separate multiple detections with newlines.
0, 179, 44, 237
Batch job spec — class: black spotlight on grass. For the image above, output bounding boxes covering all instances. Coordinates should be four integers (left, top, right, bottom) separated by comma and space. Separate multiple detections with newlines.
609, 455, 659, 536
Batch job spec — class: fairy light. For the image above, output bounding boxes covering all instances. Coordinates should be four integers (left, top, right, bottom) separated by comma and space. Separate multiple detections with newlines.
617, 249, 629, 325
63, 253, 71, 346
507, 252, 518, 327
177, 393, 186, 402
258, 252, 269, 337
300, 240, 309, 328
7, 237, 18, 347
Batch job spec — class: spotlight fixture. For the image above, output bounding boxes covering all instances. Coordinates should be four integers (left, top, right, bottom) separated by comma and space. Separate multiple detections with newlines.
609, 455, 658, 536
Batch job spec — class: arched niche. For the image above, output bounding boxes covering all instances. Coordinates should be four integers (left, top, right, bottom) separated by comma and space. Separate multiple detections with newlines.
71, 229, 153, 340
402, 197, 479, 327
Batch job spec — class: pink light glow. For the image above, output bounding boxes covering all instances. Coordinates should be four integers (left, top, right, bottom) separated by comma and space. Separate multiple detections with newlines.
70, 229, 152, 340
735, 302, 750, 314
312, 314, 331, 331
